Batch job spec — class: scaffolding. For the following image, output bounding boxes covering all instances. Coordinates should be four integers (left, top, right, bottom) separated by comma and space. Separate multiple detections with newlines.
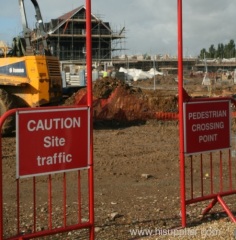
32, 5, 126, 67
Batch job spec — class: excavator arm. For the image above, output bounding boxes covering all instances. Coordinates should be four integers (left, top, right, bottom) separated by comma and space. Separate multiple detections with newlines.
18, 0, 32, 54
30, 0, 49, 50
18, 0, 50, 55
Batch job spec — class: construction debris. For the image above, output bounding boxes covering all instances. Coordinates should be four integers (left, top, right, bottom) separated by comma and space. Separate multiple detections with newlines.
64, 77, 178, 124
119, 67, 164, 81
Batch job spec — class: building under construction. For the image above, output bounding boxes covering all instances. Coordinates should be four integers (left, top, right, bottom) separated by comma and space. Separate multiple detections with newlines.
33, 5, 125, 68
31, 5, 236, 80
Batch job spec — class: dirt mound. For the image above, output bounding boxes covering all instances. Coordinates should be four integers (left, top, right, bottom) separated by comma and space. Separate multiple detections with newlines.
92, 77, 137, 98
64, 77, 178, 123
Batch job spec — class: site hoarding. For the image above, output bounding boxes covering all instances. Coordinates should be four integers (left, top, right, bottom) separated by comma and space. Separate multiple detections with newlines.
184, 100, 231, 155
16, 107, 90, 178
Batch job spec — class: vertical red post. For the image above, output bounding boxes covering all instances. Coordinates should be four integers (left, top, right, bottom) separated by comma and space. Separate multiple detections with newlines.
220, 151, 223, 192
190, 156, 193, 199
0, 134, 2, 239
33, 177, 36, 232
0, 143, 2, 238
48, 175, 52, 230
78, 171, 82, 223
228, 149, 233, 190
17, 179, 20, 233
177, 0, 186, 227
200, 154, 203, 197
0, 109, 17, 239
63, 172, 67, 227
210, 153, 213, 194
86, 0, 95, 239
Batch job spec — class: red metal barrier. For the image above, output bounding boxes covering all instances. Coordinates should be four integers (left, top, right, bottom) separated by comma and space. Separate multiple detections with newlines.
155, 112, 179, 120
183, 148, 236, 225
0, 0, 95, 237
179, 97, 236, 227
177, 0, 236, 227
0, 109, 94, 239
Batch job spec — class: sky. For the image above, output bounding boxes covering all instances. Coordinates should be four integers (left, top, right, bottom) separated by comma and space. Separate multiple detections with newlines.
0, 0, 235, 57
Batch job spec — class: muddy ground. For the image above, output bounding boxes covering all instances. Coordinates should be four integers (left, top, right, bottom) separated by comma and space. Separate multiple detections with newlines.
2, 74, 236, 240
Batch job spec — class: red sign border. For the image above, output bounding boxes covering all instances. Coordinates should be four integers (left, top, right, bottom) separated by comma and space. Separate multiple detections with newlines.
183, 99, 231, 155
16, 106, 90, 178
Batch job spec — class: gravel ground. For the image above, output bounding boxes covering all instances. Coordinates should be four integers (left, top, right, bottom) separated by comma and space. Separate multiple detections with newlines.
2, 75, 236, 239
2, 120, 236, 239
139, 221, 236, 240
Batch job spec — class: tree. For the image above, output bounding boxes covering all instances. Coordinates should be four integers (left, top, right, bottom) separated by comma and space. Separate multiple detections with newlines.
208, 44, 216, 58
224, 39, 235, 58
199, 48, 207, 59
216, 43, 224, 58
199, 39, 236, 59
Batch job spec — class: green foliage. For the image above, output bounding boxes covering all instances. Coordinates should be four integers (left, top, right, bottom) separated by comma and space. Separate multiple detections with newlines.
199, 39, 236, 59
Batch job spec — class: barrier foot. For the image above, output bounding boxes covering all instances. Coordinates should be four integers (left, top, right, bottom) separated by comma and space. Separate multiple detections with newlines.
217, 195, 236, 223
202, 198, 217, 217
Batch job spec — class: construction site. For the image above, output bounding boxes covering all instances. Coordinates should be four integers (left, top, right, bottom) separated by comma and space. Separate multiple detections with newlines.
1, 3, 236, 90
1, 1, 236, 240
30, 3, 236, 82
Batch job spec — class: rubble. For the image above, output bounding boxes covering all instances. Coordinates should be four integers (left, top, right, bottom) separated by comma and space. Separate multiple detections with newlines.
64, 77, 178, 125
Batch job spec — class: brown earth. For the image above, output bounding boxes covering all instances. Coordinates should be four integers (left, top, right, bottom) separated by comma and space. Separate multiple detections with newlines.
2, 74, 236, 240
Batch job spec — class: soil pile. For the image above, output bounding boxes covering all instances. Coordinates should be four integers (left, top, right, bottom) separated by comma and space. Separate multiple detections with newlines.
64, 77, 178, 124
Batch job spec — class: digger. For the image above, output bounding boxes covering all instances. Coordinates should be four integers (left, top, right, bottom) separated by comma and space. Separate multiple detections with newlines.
0, 0, 63, 134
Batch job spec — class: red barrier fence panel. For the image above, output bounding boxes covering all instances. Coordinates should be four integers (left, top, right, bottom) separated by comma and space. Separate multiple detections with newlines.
184, 149, 236, 224
177, 0, 236, 227
0, 107, 94, 240
180, 97, 236, 227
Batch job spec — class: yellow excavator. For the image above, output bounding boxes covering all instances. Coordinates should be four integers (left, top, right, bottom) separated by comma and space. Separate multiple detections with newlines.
0, 0, 62, 134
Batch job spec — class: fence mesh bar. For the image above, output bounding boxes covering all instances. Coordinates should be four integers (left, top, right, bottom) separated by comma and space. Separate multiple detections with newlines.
17, 179, 20, 235
33, 177, 36, 233
220, 151, 223, 192
78, 170, 82, 224
210, 153, 213, 194
48, 174, 52, 230
63, 172, 67, 228
200, 154, 203, 197
228, 149, 232, 191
